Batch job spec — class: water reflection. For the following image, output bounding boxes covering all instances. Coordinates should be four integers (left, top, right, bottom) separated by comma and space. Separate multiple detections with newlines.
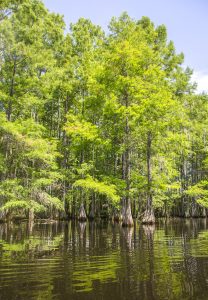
0, 219, 208, 299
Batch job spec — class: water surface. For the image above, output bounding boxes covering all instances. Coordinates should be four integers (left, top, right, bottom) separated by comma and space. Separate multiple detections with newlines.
0, 219, 208, 299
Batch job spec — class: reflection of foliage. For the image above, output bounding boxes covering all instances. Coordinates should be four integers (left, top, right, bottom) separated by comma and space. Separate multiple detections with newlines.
152, 229, 185, 299
0, 233, 63, 262
127, 228, 186, 299
72, 253, 120, 292
1, 221, 208, 299
190, 231, 208, 257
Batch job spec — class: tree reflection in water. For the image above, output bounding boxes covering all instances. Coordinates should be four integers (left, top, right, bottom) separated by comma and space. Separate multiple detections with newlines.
0, 220, 208, 299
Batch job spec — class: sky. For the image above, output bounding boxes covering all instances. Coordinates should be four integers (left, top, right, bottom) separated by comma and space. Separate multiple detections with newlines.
43, 0, 208, 93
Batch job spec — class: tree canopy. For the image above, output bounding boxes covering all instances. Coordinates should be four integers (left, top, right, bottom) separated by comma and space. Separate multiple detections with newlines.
0, 1, 207, 224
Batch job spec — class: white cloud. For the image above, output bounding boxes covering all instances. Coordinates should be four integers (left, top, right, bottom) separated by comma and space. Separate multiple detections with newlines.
192, 71, 208, 93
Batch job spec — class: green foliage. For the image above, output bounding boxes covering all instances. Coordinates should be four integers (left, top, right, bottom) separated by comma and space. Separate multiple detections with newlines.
0, 1, 206, 219
73, 176, 120, 204
64, 113, 100, 142
186, 181, 208, 208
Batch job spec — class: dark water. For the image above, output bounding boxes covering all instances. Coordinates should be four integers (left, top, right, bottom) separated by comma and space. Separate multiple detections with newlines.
0, 220, 208, 300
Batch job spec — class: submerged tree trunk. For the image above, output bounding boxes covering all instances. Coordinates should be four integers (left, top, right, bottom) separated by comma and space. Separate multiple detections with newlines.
142, 132, 155, 224
78, 203, 87, 222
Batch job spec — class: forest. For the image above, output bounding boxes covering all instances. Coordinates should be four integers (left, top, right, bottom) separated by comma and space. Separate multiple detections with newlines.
0, 0, 208, 226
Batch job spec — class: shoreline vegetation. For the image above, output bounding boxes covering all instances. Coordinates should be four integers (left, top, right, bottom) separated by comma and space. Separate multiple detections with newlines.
1, 1, 208, 226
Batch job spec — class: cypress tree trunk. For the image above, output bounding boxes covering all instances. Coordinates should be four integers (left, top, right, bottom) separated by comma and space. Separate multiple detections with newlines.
6, 210, 11, 223
78, 203, 87, 222
89, 194, 95, 220
7, 58, 16, 121
142, 132, 155, 224
28, 208, 34, 234
122, 93, 133, 227
28, 208, 34, 223
121, 151, 126, 220
122, 196, 134, 226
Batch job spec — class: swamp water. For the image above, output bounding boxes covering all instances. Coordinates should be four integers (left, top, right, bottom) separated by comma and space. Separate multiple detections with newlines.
0, 219, 208, 299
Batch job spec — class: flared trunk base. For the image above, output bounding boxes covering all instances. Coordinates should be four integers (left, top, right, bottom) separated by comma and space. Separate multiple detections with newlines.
142, 209, 155, 224
122, 206, 134, 227
78, 203, 87, 222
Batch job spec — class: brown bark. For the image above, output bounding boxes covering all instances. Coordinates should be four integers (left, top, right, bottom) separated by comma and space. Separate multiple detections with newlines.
122, 197, 134, 226
28, 208, 34, 223
7, 59, 16, 121
78, 203, 87, 222
89, 194, 95, 220
142, 132, 155, 224
28, 208, 34, 234
122, 92, 133, 227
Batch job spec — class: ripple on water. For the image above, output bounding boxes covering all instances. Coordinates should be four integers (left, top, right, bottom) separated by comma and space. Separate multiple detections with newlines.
0, 221, 208, 300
